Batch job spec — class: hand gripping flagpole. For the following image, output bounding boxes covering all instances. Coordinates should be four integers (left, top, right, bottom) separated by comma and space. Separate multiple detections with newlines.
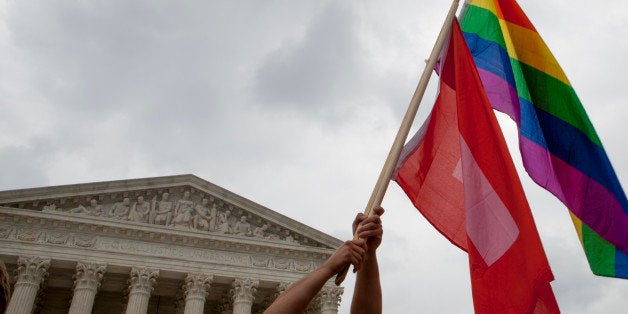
335, 0, 461, 286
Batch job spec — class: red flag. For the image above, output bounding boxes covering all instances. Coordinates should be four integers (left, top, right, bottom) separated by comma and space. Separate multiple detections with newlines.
395, 20, 559, 313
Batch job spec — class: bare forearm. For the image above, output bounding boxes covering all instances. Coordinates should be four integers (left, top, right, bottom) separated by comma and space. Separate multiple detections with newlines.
264, 266, 333, 314
351, 252, 382, 314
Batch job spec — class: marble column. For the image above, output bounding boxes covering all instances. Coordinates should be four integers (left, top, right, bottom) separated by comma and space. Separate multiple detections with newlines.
275, 281, 290, 298
6, 256, 50, 314
69, 261, 107, 314
183, 273, 212, 314
305, 294, 321, 314
319, 286, 343, 314
231, 278, 259, 314
125, 267, 159, 314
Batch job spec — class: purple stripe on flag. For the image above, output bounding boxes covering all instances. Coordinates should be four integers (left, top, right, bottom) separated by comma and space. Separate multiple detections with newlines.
477, 68, 520, 122
520, 136, 628, 253
519, 136, 565, 200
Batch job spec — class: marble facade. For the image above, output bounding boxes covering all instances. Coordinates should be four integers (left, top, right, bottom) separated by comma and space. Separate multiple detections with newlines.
0, 175, 343, 313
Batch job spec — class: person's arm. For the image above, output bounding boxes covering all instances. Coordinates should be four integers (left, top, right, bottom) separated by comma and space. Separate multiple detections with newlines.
265, 239, 367, 314
351, 206, 384, 314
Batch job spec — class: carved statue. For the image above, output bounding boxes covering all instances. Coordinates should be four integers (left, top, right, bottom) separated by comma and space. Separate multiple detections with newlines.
70, 199, 103, 216
253, 224, 269, 238
192, 198, 212, 231
42, 203, 61, 212
150, 192, 173, 226
128, 196, 150, 223
283, 230, 298, 244
216, 210, 232, 234
233, 216, 252, 236
208, 204, 217, 231
172, 191, 195, 228
109, 197, 131, 219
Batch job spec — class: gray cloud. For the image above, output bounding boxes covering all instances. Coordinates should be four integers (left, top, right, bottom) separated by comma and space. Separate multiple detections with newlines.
253, 3, 365, 113
0, 140, 50, 189
1, 1, 627, 313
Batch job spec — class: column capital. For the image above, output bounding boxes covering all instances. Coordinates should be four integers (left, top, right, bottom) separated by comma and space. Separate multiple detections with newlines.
73, 261, 107, 290
125, 267, 159, 314
15, 256, 50, 286
269, 281, 291, 305
183, 272, 213, 300
69, 261, 107, 314
128, 266, 159, 295
275, 281, 290, 295
231, 277, 259, 304
320, 285, 344, 313
305, 294, 321, 314
6, 256, 50, 314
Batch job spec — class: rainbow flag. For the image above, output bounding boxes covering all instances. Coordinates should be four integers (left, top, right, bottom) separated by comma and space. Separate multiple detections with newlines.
460, 0, 628, 278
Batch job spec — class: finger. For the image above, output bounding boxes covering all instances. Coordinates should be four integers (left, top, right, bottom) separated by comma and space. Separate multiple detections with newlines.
357, 230, 383, 246
350, 250, 364, 272
349, 240, 367, 255
358, 228, 383, 239
356, 224, 382, 238
352, 213, 366, 229
357, 221, 380, 231
354, 213, 366, 224
358, 215, 382, 227
372, 206, 385, 216
352, 238, 368, 251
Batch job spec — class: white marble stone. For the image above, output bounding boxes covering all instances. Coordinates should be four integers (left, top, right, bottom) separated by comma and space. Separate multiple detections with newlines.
6, 256, 50, 314
125, 267, 159, 314
320, 286, 343, 314
232, 277, 259, 314
183, 273, 212, 314
69, 261, 106, 314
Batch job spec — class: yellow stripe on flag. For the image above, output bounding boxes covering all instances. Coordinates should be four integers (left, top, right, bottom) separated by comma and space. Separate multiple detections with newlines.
502, 20, 570, 85
569, 211, 585, 247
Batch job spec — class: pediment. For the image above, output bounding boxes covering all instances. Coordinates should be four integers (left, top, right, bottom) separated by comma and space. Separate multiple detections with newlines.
0, 174, 342, 251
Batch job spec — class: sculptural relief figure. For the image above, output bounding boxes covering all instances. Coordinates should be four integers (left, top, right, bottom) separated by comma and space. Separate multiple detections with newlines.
208, 204, 217, 231
283, 230, 299, 244
253, 223, 269, 238
216, 210, 232, 234
234, 216, 252, 236
172, 191, 195, 228
109, 197, 131, 219
70, 199, 103, 216
193, 198, 212, 231
150, 192, 173, 226
42, 203, 61, 212
128, 196, 150, 223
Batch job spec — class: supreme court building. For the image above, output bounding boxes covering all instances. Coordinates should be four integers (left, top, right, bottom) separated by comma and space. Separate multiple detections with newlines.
0, 174, 344, 313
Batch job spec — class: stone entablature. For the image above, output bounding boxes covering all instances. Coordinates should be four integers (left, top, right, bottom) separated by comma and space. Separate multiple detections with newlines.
0, 208, 330, 278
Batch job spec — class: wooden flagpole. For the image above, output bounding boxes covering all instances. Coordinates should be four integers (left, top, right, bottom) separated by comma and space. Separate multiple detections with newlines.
335, 0, 461, 286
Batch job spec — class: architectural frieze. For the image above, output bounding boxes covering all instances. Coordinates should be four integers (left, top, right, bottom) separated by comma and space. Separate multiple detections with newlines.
0, 211, 322, 275
0, 207, 333, 258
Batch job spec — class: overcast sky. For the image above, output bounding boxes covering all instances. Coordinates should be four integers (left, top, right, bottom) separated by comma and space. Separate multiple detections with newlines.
1, 1, 628, 313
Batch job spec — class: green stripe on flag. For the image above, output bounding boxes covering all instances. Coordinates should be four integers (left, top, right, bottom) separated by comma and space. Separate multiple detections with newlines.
582, 224, 616, 277
517, 62, 602, 146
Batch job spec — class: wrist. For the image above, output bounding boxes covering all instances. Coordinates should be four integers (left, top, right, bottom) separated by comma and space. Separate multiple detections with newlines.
318, 262, 338, 279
